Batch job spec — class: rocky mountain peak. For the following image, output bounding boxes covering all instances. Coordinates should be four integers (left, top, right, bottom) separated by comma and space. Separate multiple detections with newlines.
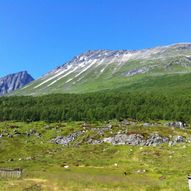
0, 71, 34, 96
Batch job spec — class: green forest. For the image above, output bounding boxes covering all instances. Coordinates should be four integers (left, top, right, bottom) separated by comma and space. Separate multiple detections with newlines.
0, 91, 191, 123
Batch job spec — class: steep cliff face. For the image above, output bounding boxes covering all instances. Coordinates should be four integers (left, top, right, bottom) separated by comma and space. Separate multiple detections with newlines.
0, 71, 34, 96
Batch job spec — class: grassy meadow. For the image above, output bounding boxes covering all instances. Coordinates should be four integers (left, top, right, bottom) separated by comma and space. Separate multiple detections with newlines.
0, 121, 191, 190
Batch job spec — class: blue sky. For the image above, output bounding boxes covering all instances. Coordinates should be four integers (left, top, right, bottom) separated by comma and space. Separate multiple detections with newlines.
0, 0, 191, 78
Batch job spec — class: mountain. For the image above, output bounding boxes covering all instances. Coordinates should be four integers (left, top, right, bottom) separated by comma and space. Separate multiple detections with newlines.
0, 71, 34, 96
14, 43, 191, 96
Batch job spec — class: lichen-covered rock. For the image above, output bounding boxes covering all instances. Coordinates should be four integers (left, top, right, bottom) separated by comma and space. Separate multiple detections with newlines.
51, 131, 83, 145
103, 133, 169, 146
87, 139, 103, 145
144, 133, 169, 146
103, 134, 145, 146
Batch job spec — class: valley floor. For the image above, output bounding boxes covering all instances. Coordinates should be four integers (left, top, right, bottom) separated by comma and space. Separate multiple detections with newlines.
0, 121, 191, 191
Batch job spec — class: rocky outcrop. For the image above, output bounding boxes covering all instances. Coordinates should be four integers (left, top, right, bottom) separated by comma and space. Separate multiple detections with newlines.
50, 131, 187, 147
103, 134, 145, 146
103, 133, 182, 147
51, 131, 83, 145
166, 121, 186, 129
0, 71, 34, 96
144, 133, 169, 146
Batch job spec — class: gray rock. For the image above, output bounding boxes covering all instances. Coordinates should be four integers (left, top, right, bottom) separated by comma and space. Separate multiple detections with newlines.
103, 133, 169, 147
103, 134, 145, 146
125, 134, 145, 146
87, 139, 103, 145
103, 137, 113, 144
52, 131, 83, 145
144, 133, 168, 146
173, 135, 185, 142
166, 121, 186, 129
169, 135, 185, 146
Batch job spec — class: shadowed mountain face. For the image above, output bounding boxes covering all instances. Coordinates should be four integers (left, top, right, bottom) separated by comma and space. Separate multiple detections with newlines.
14, 43, 191, 96
0, 71, 34, 96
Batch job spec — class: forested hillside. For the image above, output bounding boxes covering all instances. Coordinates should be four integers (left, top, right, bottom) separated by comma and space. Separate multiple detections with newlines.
1, 91, 191, 123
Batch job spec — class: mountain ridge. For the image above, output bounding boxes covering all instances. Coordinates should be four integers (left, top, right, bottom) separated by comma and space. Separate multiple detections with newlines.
13, 43, 191, 96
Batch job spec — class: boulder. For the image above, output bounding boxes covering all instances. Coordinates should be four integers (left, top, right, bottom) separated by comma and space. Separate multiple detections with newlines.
87, 139, 103, 145
144, 133, 169, 146
169, 135, 185, 146
122, 134, 145, 146
173, 135, 185, 143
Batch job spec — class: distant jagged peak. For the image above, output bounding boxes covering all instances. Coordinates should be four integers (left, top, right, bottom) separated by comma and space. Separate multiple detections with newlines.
0, 71, 34, 96
0, 70, 29, 79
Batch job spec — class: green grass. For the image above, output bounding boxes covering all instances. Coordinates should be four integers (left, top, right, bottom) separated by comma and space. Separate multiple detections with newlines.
0, 121, 191, 190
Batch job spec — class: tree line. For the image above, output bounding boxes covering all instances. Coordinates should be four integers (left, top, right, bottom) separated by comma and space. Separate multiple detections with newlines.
0, 92, 191, 123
